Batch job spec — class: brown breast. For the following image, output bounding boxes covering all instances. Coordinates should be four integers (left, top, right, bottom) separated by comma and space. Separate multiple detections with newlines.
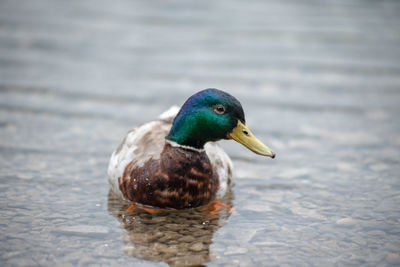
118, 142, 219, 209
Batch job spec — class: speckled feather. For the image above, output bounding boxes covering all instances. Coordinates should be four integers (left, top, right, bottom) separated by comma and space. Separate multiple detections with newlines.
119, 142, 219, 209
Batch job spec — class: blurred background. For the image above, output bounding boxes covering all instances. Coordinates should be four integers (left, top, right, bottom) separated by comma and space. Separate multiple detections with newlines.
1, 0, 399, 266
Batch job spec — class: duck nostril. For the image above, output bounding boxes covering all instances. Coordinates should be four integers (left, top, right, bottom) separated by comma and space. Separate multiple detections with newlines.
243, 130, 249, 136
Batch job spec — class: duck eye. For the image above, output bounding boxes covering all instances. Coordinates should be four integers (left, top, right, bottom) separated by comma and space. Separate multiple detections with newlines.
213, 104, 226, 114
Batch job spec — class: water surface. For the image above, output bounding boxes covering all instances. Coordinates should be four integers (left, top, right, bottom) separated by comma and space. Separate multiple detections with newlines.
1, 0, 400, 266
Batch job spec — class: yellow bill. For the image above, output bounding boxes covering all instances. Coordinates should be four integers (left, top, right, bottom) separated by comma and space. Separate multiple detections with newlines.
227, 120, 275, 158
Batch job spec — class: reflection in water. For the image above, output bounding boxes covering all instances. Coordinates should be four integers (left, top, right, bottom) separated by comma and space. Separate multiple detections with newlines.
107, 188, 234, 266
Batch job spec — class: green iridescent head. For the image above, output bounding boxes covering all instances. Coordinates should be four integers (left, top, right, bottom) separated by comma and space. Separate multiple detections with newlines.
166, 89, 243, 148
166, 88, 275, 158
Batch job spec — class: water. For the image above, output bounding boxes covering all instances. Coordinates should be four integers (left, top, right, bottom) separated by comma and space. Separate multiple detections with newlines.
1, 0, 400, 266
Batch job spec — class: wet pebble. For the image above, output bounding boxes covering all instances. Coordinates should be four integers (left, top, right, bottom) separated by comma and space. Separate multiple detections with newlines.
192, 229, 208, 237
336, 217, 358, 226
153, 243, 179, 254
168, 254, 209, 267
224, 247, 249, 255
178, 235, 196, 243
164, 223, 182, 231
57, 225, 109, 236
189, 242, 205, 252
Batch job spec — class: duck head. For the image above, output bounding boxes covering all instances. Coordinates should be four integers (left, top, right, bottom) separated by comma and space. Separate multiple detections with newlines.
166, 88, 275, 158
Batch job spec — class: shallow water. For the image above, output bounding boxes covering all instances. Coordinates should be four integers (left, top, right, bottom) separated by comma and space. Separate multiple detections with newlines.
1, 0, 400, 266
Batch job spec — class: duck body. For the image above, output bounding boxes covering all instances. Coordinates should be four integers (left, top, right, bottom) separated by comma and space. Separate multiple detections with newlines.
108, 110, 232, 209
108, 89, 274, 209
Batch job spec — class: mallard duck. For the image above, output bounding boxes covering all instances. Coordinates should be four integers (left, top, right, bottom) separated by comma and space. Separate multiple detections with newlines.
107, 89, 275, 209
